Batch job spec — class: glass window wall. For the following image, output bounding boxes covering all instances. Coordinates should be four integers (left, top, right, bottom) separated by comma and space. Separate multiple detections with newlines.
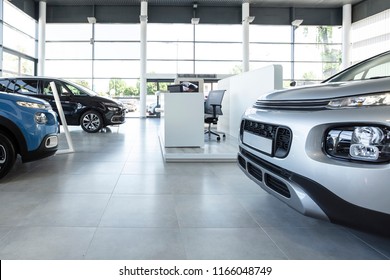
46, 24, 91, 41
148, 60, 193, 75
46, 42, 92, 59
2, 52, 19, 75
3, 2, 35, 38
148, 42, 193, 60
195, 42, 242, 61
351, 9, 390, 63
1, 0, 383, 111
95, 24, 140, 41
45, 60, 92, 78
94, 60, 140, 78
3, 25, 36, 57
195, 24, 242, 42
95, 42, 140, 60
293, 25, 342, 84
250, 43, 291, 61
1, 1, 36, 76
148, 24, 193, 41
43, 21, 342, 96
250, 25, 291, 43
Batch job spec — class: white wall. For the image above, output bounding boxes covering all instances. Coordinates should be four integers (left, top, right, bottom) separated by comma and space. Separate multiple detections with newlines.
217, 64, 283, 138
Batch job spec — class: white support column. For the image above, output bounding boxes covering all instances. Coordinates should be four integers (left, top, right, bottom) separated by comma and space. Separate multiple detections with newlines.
38, 1, 46, 76
139, 0, 148, 118
342, 4, 352, 70
242, 2, 250, 72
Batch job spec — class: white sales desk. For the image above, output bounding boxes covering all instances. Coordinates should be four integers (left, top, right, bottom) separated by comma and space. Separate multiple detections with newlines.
160, 92, 204, 148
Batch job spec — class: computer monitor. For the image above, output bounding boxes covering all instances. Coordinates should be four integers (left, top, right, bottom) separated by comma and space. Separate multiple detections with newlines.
167, 84, 184, 92
174, 78, 204, 93
180, 81, 199, 92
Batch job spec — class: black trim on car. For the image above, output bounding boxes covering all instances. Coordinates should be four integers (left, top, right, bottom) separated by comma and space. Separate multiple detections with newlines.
0, 116, 28, 157
254, 99, 330, 110
240, 119, 293, 159
239, 148, 390, 236
21, 133, 58, 163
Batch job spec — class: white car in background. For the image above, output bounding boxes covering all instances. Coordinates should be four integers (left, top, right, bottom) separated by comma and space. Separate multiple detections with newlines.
238, 51, 390, 235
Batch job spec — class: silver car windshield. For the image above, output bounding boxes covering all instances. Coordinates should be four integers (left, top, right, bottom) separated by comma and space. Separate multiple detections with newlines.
325, 52, 390, 83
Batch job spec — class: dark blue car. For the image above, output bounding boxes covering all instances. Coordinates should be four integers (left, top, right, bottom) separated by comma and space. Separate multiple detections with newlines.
0, 91, 59, 179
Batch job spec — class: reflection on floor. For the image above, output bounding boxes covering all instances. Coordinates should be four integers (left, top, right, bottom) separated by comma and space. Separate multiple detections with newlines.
0, 118, 389, 260
160, 133, 238, 162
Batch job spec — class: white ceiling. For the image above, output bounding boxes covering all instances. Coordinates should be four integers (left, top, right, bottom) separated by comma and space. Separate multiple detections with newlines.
34, 0, 364, 8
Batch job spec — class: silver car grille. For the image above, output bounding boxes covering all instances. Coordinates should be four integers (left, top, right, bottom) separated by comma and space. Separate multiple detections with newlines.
241, 120, 292, 158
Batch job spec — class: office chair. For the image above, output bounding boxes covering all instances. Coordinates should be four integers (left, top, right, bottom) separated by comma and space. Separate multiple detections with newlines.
204, 89, 226, 141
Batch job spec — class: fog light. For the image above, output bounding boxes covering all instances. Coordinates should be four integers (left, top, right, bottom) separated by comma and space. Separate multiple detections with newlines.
350, 144, 379, 160
349, 127, 384, 160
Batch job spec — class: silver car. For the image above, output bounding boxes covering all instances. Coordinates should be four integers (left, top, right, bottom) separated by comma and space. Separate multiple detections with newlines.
238, 51, 390, 235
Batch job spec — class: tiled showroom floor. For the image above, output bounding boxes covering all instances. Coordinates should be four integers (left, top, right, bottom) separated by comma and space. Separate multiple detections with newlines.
0, 118, 389, 260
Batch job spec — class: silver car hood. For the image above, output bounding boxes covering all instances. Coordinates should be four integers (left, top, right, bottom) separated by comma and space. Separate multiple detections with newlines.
260, 77, 390, 101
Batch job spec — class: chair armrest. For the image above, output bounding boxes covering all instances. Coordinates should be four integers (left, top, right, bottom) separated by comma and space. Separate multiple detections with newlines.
210, 104, 221, 117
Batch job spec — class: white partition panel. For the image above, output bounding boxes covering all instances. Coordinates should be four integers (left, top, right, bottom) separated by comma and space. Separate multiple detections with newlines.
161, 92, 204, 148
217, 64, 283, 138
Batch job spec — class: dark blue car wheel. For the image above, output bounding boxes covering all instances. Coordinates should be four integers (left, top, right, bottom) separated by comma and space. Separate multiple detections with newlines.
0, 133, 16, 179
80, 110, 103, 133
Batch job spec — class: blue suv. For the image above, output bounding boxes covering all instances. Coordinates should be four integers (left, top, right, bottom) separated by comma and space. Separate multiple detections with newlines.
0, 91, 59, 179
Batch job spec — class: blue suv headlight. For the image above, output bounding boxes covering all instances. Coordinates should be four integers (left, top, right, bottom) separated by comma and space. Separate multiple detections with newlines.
16, 101, 47, 109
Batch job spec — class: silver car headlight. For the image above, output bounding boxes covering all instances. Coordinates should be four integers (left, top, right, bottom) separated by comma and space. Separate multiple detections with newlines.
325, 125, 390, 162
327, 93, 390, 109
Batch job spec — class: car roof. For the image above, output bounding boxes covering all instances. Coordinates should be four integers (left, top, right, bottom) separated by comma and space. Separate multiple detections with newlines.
0, 76, 65, 80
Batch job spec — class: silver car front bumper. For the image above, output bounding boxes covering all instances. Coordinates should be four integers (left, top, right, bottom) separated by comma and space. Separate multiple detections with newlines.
238, 106, 390, 234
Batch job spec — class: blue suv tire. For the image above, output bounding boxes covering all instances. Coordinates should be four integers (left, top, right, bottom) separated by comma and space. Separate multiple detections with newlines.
0, 92, 59, 180
0, 133, 16, 179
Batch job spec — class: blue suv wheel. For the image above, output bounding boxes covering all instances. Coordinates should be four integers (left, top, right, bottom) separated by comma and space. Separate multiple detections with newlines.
0, 133, 16, 179
0, 92, 59, 179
